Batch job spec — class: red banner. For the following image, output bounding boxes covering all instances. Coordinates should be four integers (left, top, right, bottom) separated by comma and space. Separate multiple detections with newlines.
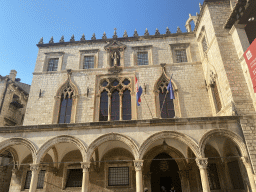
244, 39, 256, 92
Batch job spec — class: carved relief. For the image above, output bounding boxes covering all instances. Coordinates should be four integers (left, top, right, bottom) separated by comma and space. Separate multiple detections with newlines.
134, 160, 143, 171
196, 158, 208, 169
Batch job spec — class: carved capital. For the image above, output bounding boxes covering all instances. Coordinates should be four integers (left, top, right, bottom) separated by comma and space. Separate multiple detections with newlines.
81, 162, 90, 172
196, 158, 208, 169
30, 164, 40, 172
134, 160, 143, 171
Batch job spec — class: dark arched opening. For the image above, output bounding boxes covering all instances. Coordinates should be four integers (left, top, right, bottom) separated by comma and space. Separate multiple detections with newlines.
150, 153, 181, 192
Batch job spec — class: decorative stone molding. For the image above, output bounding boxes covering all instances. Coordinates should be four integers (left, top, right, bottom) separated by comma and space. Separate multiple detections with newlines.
87, 133, 139, 162
36, 135, 87, 164
134, 160, 143, 171
79, 49, 99, 69
81, 162, 90, 171
139, 131, 201, 159
0, 138, 37, 163
30, 164, 40, 172
241, 156, 251, 168
196, 158, 208, 169
199, 129, 248, 158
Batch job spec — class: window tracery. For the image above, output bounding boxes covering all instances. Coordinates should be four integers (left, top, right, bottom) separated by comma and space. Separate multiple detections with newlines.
154, 64, 180, 118
52, 70, 78, 124
98, 77, 132, 121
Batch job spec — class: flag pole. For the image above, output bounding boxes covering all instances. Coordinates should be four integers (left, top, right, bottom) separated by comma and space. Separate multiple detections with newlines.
143, 94, 153, 119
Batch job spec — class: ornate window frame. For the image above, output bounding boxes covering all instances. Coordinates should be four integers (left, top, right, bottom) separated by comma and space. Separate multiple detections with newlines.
154, 65, 181, 118
79, 49, 99, 69
132, 45, 153, 66
197, 26, 209, 59
43, 52, 64, 72
52, 70, 79, 124
169, 43, 191, 63
94, 73, 137, 121
104, 41, 126, 67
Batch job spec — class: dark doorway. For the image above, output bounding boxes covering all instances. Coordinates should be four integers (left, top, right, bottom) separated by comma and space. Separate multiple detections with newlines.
150, 153, 182, 192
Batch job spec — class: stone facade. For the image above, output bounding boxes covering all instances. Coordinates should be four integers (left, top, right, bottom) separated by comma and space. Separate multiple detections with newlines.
1, 0, 256, 192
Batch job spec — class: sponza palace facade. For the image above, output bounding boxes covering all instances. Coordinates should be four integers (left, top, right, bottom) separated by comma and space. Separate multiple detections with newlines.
1, 0, 256, 192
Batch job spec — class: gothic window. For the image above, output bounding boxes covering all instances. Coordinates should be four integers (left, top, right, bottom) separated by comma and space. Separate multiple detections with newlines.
211, 83, 222, 113
24, 170, 46, 189
108, 167, 129, 186
207, 163, 221, 190
99, 91, 108, 121
47, 58, 59, 71
98, 78, 132, 121
59, 88, 73, 124
66, 169, 83, 187
137, 52, 148, 65
175, 49, 187, 63
202, 37, 208, 53
83, 56, 94, 69
122, 89, 131, 120
159, 88, 175, 118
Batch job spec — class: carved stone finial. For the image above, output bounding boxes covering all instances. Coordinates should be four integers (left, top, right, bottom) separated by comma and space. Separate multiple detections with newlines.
189, 13, 192, 18
59, 36, 64, 43
166, 27, 171, 35
80, 34, 86, 41
144, 28, 149, 36
177, 27, 182, 33
232, 100, 238, 116
199, 3, 202, 10
91, 33, 96, 40
38, 37, 44, 44
196, 12, 199, 16
49, 36, 54, 44
123, 30, 128, 38
102, 32, 107, 39
133, 29, 139, 37
113, 28, 118, 39
155, 28, 160, 35
67, 69, 72, 79
70, 34, 75, 42
160, 63, 167, 73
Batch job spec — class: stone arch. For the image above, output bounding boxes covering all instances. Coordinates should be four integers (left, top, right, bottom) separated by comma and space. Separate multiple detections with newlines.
87, 133, 139, 161
199, 129, 248, 158
52, 70, 79, 124
139, 131, 201, 159
154, 66, 181, 118
0, 138, 37, 164
185, 14, 198, 32
36, 135, 87, 164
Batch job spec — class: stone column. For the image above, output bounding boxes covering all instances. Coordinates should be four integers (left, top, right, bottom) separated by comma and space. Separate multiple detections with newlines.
81, 162, 90, 192
196, 158, 210, 192
178, 169, 190, 192
241, 157, 256, 192
108, 93, 111, 121
119, 92, 123, 120
134, 160, 144, 192
29, 164, 40, 192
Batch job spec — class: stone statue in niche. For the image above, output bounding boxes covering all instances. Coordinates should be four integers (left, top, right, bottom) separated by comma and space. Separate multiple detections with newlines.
111, 51, 120, 66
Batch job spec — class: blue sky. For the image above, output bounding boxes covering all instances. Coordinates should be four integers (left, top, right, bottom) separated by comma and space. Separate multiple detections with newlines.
0, 0, 204, 85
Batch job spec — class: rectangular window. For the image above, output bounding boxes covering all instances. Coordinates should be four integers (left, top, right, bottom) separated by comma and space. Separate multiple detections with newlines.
47, 58, 59, 71
137, 52, 148, 66
24, 171, 32, 189
83, 56, 94, 69
108, 167, 129, 186
66, 169, 83, 187
37, 170, 46, 189
202, 37, 208, 53
24, 170, 46, 189
175, 49, 187, 63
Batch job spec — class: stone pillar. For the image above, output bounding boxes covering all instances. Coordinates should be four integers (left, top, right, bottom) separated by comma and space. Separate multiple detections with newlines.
108, 93, 111, 121
29, 164, 40, 192
241, 157, 256, 192
119, 92, 123, 120
196, 158, 210, 192
81, 162, 90, 192
134, 160, 144, 192
178, 169, 190, 192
